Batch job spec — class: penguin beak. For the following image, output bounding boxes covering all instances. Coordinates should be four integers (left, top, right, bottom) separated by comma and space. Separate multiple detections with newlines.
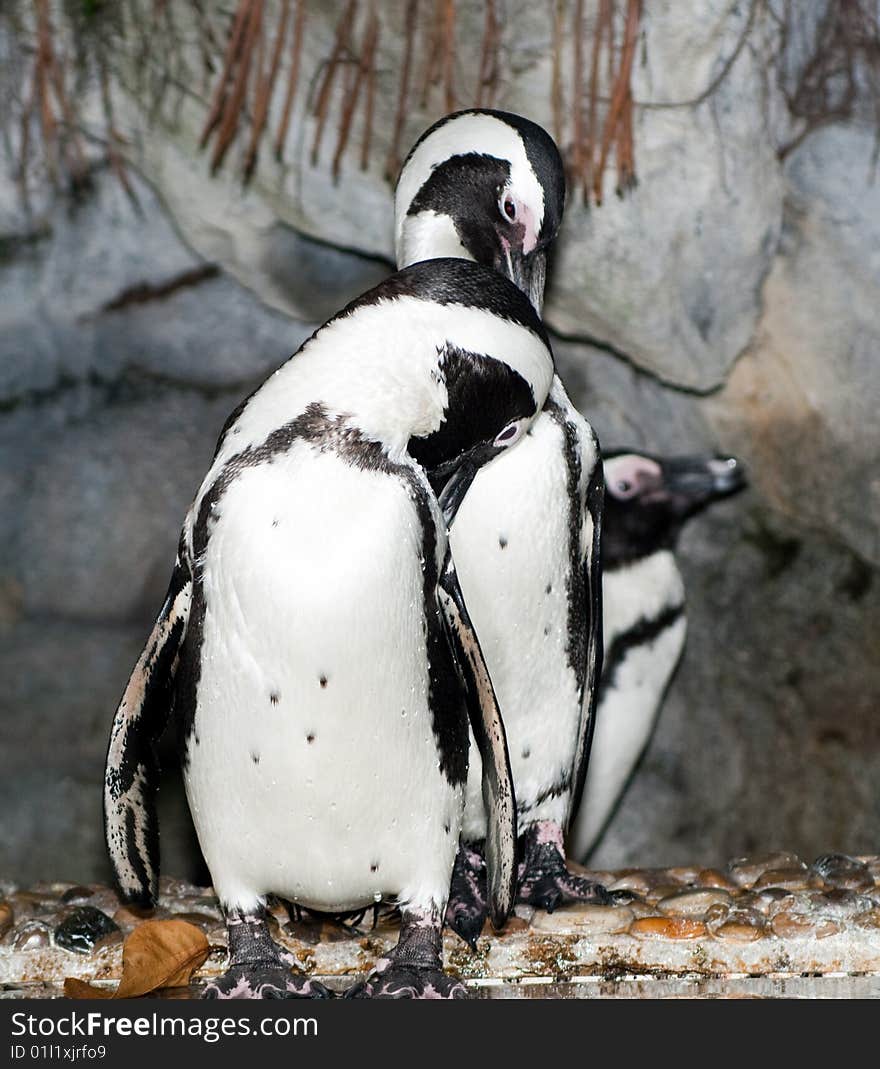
660, 456, 747, 514
505, 248, 547, 315
437, 456, 481, 527
435, 443, 501, 527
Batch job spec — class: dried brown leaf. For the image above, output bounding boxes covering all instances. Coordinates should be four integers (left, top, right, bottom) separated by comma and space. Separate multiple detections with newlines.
64, 919, 210, 1000
63, 977, 114, 999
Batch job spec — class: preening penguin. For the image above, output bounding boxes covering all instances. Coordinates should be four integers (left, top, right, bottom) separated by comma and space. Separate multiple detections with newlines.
395, 110, 607, 946
569, 450, 746, 862
396, 109, 565, 313
104, 258, 554, 999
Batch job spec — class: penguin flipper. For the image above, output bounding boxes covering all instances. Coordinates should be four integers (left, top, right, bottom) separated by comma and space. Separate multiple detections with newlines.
438, 550, 517, 930
103, 544, 192, 908
568, 454, 605, 824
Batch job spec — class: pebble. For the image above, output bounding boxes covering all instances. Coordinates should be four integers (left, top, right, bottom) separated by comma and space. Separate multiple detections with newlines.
854, 909, 880, 931
629, 916, 707, 940
60, 885, 97, 905
727, 853, 806, 888
532, 905, 633, 936
607, 870, 668, 896
703, 903, 730, 928
696, 869, 740, 892
0, 901, 13, 939
8, 891, 58, 920
643, 884, 686, 905
10, 920, 52, 951
752, 867, 812, 892
627, 899, 663, 920
808, 854, 875, 893
32, 882, 76, 897
663, 866, 704, 886
54, 907, 120, 954
92, 930, 124, 952
713, 921, 764, 943
770, 912, 842, 940
657, 889, 732, 916
112, 905, 167, 930
738, 888, 796, 917
807, 889, 874, 918
158, 876, 207, 898
709, 907, 768, 942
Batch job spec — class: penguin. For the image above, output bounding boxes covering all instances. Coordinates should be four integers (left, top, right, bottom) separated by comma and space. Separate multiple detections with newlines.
103, 257, 555, 999
569, 450, 747, 861
395, 110, 607, 946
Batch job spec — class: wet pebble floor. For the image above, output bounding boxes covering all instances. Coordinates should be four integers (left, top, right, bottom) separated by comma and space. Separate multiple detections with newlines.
3, 851, 879, 999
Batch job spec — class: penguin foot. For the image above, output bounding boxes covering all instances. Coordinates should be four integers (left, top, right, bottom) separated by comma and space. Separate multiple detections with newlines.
445, 841, 489, 950
203, 964, 332, 1000
204, 906, 333, 1000
345, 903, 468, 999
344, 960, 468, 1000
517, 820, 610, 912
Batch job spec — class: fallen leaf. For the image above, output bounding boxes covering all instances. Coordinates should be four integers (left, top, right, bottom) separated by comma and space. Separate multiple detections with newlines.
63, 977, 114, 999
65, 919, 210, 999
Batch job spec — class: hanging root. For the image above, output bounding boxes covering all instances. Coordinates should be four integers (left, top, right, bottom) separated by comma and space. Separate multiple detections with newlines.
384, 0, 418, 181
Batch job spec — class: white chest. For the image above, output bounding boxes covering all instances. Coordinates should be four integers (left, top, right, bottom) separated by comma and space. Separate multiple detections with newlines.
183, 445, 461, 913
454, 405, 589, 835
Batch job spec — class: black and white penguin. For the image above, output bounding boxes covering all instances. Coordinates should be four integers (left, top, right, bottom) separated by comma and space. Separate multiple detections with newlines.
103, 258, 555, 999
569, 450, 746, 861
395, 110, 607, 944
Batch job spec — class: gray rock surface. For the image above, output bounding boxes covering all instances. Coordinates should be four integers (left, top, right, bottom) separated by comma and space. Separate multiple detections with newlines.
105, 0, 783, 391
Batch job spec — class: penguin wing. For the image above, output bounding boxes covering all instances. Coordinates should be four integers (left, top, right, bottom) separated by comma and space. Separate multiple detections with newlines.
438, 549, 517, 930
103, 537, 192, 908
567, 456, 605, 824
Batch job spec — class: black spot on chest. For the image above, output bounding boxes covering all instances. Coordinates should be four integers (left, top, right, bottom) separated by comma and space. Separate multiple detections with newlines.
180, 403, 468, 785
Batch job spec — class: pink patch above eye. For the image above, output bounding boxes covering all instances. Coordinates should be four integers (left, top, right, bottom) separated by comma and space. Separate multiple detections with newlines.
518, 203, 539, 254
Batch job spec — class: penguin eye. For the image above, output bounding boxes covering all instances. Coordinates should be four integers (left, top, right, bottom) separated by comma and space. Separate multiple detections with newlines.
494, 421, 522, 447
609, 477, 639, 501
500, 195, 517, 222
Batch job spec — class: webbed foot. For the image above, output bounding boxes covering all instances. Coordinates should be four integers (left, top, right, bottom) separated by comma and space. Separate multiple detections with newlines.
343, 904, 468, 1000
344, 960, 467, 999
203, 907, 333, 1000
445, 841, 489, 950
204, 964, 332, 1000
518, 821, 611, 912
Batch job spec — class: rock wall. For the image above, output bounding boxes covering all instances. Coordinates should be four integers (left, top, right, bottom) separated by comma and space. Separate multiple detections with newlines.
0, 1, 878, 885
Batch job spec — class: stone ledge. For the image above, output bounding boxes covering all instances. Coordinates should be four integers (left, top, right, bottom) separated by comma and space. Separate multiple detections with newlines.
3, 852, 879, 999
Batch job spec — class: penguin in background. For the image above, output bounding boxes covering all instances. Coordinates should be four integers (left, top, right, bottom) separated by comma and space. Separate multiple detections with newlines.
104, 258, 555, 999
569, 449, 746, 861
395, 109, 608, 947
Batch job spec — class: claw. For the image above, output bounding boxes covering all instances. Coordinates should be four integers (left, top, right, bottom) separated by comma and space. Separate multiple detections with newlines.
344, 961, 467, 999
204, 964, 333, 1000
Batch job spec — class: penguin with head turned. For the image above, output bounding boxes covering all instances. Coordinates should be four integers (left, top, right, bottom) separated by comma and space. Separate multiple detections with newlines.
569, 449, 746, 861
396, 110, 609, 946
103, 257, 555, 998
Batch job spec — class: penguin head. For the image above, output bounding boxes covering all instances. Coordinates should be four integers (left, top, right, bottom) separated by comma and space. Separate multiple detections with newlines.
602, 450, 746, 567
395, 109, 565, 313
388, 259, 555, 523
